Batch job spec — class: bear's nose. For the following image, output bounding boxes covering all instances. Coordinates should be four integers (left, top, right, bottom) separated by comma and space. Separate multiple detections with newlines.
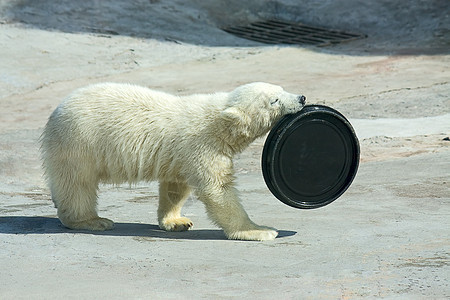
299, 95, 306, 105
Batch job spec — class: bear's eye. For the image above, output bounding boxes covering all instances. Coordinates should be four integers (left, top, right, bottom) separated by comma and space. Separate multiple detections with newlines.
270, 98, 279, 105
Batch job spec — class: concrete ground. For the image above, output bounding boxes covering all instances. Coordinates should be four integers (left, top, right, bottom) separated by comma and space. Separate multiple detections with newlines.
0, 1, 449, 299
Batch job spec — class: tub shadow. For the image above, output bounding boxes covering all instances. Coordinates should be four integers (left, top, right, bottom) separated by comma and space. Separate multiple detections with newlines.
0, 216, 296, 241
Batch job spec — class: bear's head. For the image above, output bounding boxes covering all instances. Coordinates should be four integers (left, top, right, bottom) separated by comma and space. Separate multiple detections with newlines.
220, 82, 306, 152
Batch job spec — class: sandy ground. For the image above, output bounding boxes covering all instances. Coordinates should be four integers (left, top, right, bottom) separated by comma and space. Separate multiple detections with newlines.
0, 1, 449, 299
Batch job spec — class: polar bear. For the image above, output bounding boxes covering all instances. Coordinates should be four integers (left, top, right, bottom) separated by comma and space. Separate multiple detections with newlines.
41, 82, 306, 241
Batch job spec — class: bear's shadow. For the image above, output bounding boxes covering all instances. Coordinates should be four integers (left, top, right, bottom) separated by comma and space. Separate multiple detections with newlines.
0, 216, 296, 240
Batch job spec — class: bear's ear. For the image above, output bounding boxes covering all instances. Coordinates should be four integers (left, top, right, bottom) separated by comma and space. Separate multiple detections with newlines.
220, 107, 244, 122
220, 107, 251, 137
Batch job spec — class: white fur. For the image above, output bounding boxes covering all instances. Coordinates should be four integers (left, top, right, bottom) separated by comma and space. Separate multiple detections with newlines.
41, 82, 305, 241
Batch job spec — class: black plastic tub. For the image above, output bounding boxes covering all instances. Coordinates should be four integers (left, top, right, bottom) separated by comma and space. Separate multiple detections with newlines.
262, 104, 360, 209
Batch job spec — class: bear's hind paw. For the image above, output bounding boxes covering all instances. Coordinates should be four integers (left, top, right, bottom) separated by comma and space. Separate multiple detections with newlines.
62, 217, 115, 231
159, 217, 193, 232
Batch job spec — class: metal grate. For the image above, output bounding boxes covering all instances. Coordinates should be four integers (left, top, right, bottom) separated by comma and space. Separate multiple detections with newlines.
223, 19, 366, 46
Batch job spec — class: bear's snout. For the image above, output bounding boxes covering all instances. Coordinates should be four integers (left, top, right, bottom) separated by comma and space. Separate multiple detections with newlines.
298, 95, 306, 106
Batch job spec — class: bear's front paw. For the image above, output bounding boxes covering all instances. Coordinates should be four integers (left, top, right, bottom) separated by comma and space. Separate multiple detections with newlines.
226, 225, 278, 241
159, 217, 194, 232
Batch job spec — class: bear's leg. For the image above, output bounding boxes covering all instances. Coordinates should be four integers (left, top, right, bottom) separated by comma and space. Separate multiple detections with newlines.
158, 181, 193, 232
49, 171, 114, 231
196, 184, 278, 241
